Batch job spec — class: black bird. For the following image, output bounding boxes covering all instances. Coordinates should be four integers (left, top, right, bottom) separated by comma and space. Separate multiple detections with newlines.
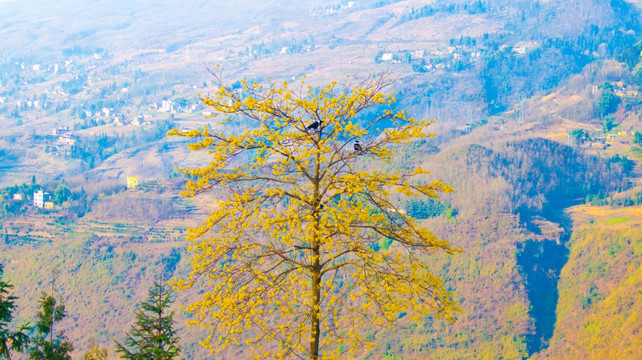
354, 140, 362, 152
306, 120, 320, 131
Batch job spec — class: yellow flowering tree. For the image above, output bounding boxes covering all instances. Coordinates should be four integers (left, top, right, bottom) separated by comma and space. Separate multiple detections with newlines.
169, 73, 458, 359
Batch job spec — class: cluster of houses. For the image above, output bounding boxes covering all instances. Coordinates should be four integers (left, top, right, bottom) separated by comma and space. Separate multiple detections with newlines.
51, 126, 76, 145
589, 82, 639, 100
115, 114, 150, 127
6, 83, 69, 113
11, 176, 140, 212
19, 60, 73, 76
3, 55, 161, 130
377, 45, 483, 71
511, 41, 539, 55
80, 108, 153, 127
569, 129, 634, 148
151, 99, 198, 114
3, 60, 78, 109
605, 130, 632, 141
315, 1, 355, 15
11, 190, 55, 209
377, 41, 540, 72
591, 82, 640, 98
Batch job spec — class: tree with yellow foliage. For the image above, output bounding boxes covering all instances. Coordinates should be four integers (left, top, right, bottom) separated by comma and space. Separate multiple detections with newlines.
169, 73, 458, 359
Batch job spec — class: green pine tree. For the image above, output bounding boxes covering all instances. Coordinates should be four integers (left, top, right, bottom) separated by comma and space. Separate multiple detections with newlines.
0, 264, 30, 360
28, 293, 73, 360
83, 338, 108, 360
115, 281, 180, 360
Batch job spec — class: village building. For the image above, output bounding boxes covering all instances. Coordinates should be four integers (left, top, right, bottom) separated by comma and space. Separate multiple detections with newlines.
381, 53, 393, 61
127, 177, 139, 189
160, 100, 174, 113
33, 190, 51, 208
131, 116, 144, 126
512, 41, 540, 55
58, 132, 76, 145
52, 126, 71, 136
34, 190, 43, 208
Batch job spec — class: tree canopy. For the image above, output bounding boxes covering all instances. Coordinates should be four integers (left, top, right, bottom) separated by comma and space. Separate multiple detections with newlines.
169, 73, 459, 359
115, 281, 180, 360
0, 264, 30, 360
28, 292, 73, 360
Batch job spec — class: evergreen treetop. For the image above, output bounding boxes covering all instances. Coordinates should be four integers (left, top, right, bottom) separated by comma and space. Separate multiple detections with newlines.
0, 264, 30, 360
28, 292, 73, 360
115, 281, 180, 360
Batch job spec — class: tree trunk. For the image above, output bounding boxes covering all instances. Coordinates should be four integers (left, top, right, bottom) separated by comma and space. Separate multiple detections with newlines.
310, 149, 322, 360
310, 259, 321, 360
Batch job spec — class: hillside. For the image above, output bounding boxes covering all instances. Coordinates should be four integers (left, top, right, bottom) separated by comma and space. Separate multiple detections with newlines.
2, 0, 641, 186
534, 205, 642, 359
1, 0, 642, 359
2, 101, 640, 359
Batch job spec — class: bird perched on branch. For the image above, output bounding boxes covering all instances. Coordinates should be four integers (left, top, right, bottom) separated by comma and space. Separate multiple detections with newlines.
354, 140, 362, 152
306, 120, 321, 131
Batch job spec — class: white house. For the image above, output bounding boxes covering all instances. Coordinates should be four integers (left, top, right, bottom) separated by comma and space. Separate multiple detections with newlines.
161, 100, 174, 113
59, 133, 75, 145
34, 190, 44, 208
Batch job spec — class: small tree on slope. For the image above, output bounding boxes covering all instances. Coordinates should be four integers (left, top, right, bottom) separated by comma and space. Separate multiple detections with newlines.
0, 264, 30, 360
28, 292, 73, 360
115, 281, 181, 360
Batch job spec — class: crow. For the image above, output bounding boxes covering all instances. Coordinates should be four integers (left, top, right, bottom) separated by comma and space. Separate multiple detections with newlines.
306, 120, 320, 131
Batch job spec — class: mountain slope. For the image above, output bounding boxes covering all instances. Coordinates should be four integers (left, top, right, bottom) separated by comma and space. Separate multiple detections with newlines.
534, 205, 642, 359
